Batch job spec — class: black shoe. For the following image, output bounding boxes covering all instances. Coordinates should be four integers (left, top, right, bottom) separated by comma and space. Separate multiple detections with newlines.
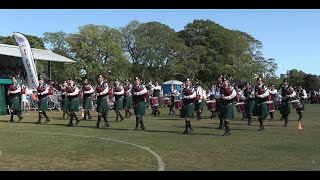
140, 127, 145, 131
94, 125, 99, 128
247, 121, 252, 125
188, 128, 193, 133
258, 125, 265, 131
104, 123, 109, 128
217, 124, 224, 129
88, 116, 92, 120
75, 120, 80, 125
283, 122, 288, 127
9, 120, 14, 123
134, 127, 139, 131
182, 129, 189, 134
67, 123, 73, 126
223, 132, 231, 136
157, 111, 160, 116
18, 116, 23, 122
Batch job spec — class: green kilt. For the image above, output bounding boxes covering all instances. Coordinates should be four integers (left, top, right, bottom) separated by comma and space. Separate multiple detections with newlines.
297, 99, 306, 112
97, 96, 109, 114
9, 95, 21, 111
273, 100, 278, 110
68, 97, 79, 112
245, 100, 255, 115
114, 98, 123, 110
181, 103, 195, 118
220, 103, 234, 120
123, 96, 133, 109
37, 97, 48, 111
134, 101, 146, 116
62, 98, 69, 110
215, 99, 222, 112
195, 100, 205, 112
253, 102, 268, 118
82, 96, 92, 110
280, 101, 292, 116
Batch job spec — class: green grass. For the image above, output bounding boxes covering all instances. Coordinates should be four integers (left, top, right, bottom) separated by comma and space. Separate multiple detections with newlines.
0, 104, 320, 171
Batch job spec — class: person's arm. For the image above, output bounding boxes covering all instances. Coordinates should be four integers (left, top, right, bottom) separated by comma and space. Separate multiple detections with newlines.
68, 87, 79, 96
9, 85, 21, 94
136, 86, 147, 95
223, 89, 236, 100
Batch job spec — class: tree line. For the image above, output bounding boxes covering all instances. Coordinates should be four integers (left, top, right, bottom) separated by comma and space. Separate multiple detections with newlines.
1, 19, 319, 91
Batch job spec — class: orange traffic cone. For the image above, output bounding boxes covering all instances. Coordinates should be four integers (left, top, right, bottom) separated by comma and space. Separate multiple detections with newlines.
298, 121, 302, 129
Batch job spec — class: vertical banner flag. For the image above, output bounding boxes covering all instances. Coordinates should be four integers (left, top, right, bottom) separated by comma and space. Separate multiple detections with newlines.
13, 32, 39, 89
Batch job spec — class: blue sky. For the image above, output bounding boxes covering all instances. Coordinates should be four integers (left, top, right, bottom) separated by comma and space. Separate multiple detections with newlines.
0, 9, 319, 76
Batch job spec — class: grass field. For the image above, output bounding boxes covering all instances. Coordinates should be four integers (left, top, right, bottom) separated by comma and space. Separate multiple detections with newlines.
0, 104, 320, 171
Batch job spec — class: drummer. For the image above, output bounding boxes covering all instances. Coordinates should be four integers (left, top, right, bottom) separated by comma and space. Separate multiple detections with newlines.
240, 82, 255, 125
277, 79, 296, 127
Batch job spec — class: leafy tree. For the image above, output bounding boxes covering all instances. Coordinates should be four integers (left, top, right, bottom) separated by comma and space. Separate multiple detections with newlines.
303, 74, 320, 92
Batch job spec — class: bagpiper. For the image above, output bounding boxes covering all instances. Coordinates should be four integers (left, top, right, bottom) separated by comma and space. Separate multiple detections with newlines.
132, 77, 148, 131
113, 78, 125, 122
277, 79, 296, 127
94, 75, 111, 128
7, 76, 23, 122
66, 77, 80, 126
82, 78, 94, 120
36, 76, 50, 124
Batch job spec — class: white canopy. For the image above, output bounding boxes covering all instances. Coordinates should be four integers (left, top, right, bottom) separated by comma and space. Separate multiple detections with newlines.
163, 80, 183, 85
0, 43, 76, 63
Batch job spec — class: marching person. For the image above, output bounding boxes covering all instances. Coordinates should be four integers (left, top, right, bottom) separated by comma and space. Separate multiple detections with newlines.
277, 79, 296, 127
207, 82, 216, 119
82, 78, 94, 120
220, 78, 236, 136
181, 78, 196, 134
7, 76, 23, 122
168, 84, 178, 115
123, 79, 133, 118
151, 80, 161, 116
240, 82, 255, 125
66, 77, 80, 126
194, 81, 206, 121
213, 75, 224, 129
252, 77, 269, 131
94, 75, 111, 128
268, 84, 278, 121
295, 86, 307, 121
36, 76, 50, 124
60, 80, 70, 119
113, 78, 125, 122
132, 77, 148, 131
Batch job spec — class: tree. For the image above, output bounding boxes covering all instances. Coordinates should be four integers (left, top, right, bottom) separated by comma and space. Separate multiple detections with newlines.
66, 24, 130, 82
121, 21, 186, 82
287, 69, 306, 87
303, 74, 320, 92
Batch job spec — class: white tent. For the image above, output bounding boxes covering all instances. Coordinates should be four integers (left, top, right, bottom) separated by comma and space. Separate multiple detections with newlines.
163, 80, 183, 85
0, 43, 76, 63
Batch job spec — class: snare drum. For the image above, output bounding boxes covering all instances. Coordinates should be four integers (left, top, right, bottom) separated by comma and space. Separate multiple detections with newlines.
206, 100, 216, 111
267, 101, 275, 112
174, 100, 182, 109
292, 100, 301, 108
152, 97, 159, 107
235, 102, 245, 113
164, 98, 171, 106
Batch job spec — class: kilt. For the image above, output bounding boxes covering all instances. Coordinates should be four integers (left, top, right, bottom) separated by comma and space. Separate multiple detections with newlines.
37, 97, 48, 111
280, 101, 292, 116
82, 96, 92, 110
68, 97, 79, 112
245, 100, 256, 115
133, 101, 146, 116
9, 95, 21, 111
123, 96, 133, 109
62, 97, 69, 110
215, 99, 222, 112
195, 100, 205, 112
297, 99, 306, 112
220, 103, 234, 120
114, 98, 124, 111
181, 103, 195, 118
96, 96, 109, 114
253, 102, 268, 118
